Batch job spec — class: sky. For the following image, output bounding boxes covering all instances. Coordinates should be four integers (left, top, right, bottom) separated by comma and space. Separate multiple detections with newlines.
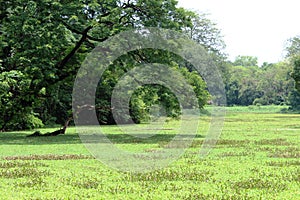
177, 0, 300, 65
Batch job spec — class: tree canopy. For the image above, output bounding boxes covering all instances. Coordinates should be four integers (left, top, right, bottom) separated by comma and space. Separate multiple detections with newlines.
0, 0, 225, 131
287, 36, 300, 92
232, 55, 258, 67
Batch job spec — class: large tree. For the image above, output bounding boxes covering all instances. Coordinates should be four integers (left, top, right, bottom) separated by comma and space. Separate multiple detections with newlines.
0, 0, 224, 132
0, 0, 194, 131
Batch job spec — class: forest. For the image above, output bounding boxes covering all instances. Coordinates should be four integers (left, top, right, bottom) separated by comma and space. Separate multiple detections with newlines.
1, 1, 299, 132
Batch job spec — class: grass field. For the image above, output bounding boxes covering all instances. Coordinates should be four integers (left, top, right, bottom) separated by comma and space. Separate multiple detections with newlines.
0, 106, 299, 199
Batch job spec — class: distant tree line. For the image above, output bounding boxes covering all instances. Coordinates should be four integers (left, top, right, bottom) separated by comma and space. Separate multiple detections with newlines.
224, 56, 298, 108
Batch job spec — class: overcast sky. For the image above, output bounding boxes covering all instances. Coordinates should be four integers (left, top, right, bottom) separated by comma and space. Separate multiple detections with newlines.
177, 0, 300, 65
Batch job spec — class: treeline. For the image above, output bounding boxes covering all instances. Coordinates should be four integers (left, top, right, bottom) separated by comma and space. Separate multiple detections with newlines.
224, 56, 299, 109
223, 36, 300, 110
0, 1, 299, 131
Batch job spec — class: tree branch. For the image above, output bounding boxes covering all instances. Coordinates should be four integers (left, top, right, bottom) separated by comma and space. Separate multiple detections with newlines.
60, 20, 109, 42
57, 26, 92, 69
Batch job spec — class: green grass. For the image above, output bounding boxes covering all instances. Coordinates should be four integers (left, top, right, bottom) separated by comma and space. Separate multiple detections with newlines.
207, 104, 289, 113
0, 106, 299, 199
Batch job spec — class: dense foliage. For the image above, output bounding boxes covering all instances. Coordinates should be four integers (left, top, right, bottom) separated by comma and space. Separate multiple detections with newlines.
288, 37, 300, 89
0, 0, 224, 131
285, 36, 300, 111
225, 59, 294, 106
1, 1, 298, 131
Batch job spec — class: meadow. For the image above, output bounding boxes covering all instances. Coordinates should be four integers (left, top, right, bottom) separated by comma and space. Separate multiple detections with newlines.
0, 106, 299, 199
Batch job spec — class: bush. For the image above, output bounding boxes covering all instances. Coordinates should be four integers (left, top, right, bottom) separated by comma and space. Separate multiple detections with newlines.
23, 113, 44, 129
288, 90, 300, 111
3, 113, 44, 131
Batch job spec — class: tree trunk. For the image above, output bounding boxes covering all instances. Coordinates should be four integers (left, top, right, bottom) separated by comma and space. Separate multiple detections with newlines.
27, 117, 72, 137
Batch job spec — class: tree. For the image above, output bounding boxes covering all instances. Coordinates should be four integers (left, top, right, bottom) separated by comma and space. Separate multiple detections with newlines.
225, 61, 294, 106
285, 36, 300, 110
286, 36, 300, 92
0, 0, 196, 131
225, 65, 262, 106
233, 55, 258, 67
256, 62, 294, 105
94, 47, 210, 125
1, 0, 223, 132
184, 12, 226, 57
286, 36, 300, 57
288, 89, 300, 111
291, 55, 300, 92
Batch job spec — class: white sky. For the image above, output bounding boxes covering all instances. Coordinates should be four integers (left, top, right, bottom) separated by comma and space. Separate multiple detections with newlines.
177, 0, 300, 65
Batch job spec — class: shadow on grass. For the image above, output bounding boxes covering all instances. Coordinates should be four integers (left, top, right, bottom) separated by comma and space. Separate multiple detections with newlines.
0, 132, 203, 145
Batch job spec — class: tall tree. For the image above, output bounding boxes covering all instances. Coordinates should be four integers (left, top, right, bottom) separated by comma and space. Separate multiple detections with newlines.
2, 0, 227, 132
0, 0, 196, 131
287, 36, 300, 92
285, 36, 300, 111
184, 13, 226, 57
291, 55, 300, 92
